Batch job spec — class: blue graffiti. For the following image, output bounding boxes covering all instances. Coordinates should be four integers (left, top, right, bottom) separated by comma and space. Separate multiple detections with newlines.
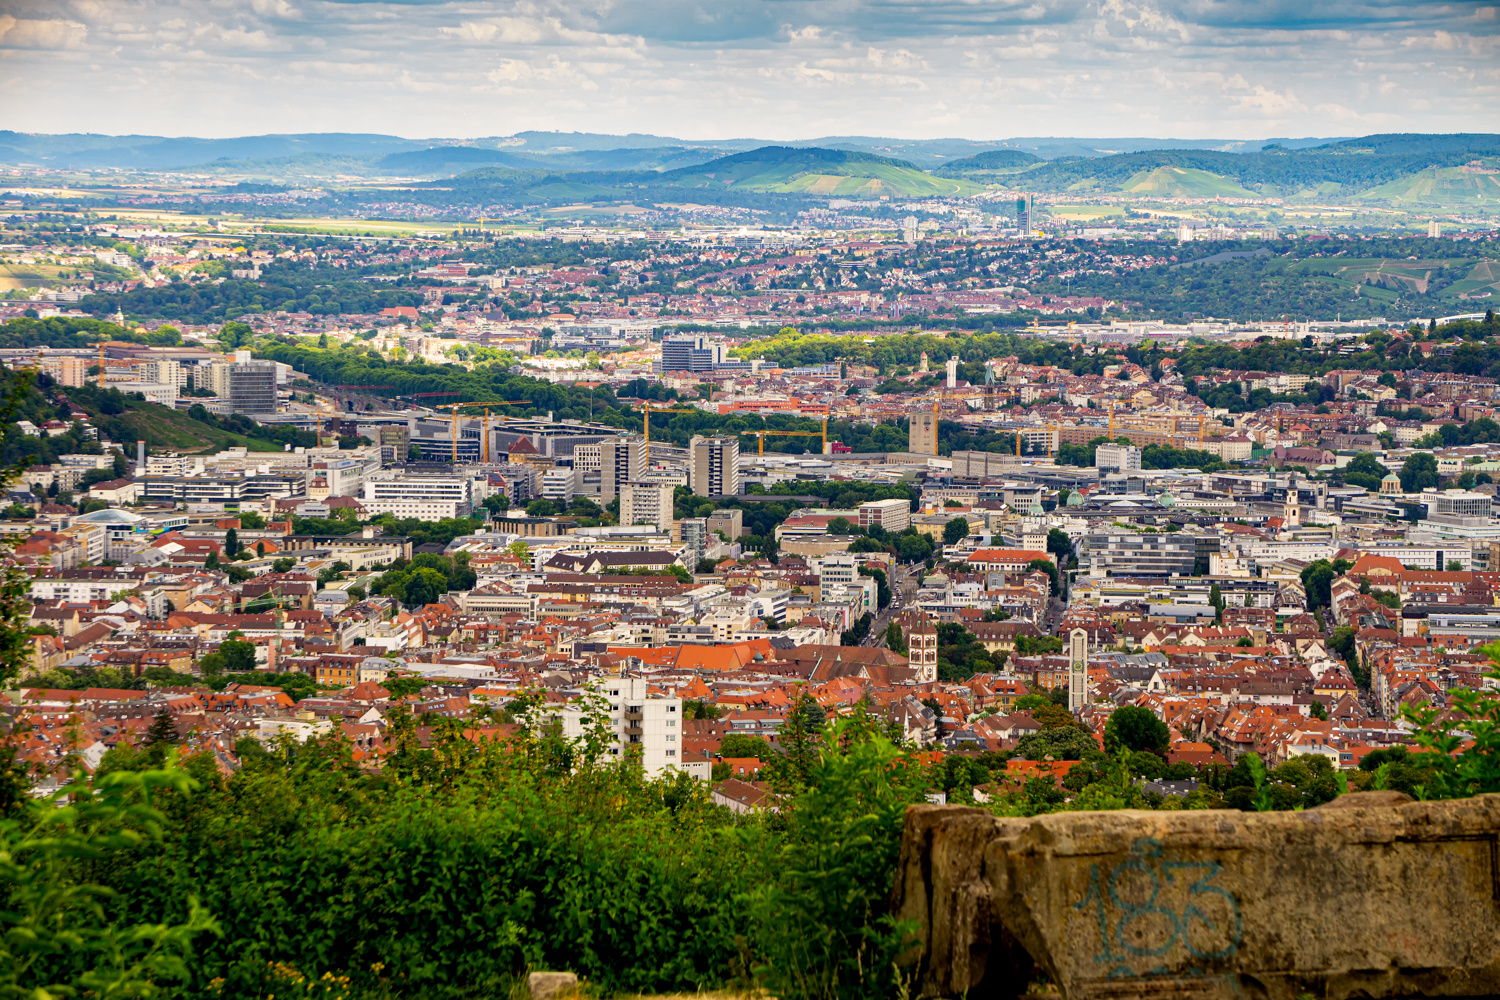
1073, 837, 1243, 976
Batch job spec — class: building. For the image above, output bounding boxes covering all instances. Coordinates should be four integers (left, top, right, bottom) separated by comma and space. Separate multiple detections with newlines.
361, 474, 472, 519
690, 436, 740, 498
658, 335, 726, 373
1068, 627, 1089, 712
41, 355, 88, 387
859, 498, 911, 534
598, 435, 647, 504
561, 676, 700, 777
1081, 533, 1200, 578
1095, 442, 1143, 474
680, 517, 710, 568
706, 509, 742, 541
909, 409, 938, 456
908, 618, 937, 683
205, 358, 278, 415
540, 468, 576, 507
618, 481, 675, 533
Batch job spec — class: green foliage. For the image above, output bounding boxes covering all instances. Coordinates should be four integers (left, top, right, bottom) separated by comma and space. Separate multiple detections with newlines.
1014, 727, 1099, 762
1103, 705, 1170, 757
719, 734, 774, 759
1400, 451, 1440, 492
1014, 633, 1064, 656
1400, 645, 1500, 798
0, 758, 218, 998
941, 517, 970, 545
935, 623, 990, 681
884, 621, 907, 655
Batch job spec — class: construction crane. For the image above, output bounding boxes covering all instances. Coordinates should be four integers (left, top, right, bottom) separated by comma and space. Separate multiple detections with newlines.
411, 390, 464, 399
435, 401, 530, 463
640, 404, 700, 446
744, 427, 826, 455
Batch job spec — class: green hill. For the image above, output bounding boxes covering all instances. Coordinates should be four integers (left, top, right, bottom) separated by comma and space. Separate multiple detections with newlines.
933, 149, 1043, 177
1357, 163, 1500, 210
654, 146, 980, 197
1120, 166, 1259, 198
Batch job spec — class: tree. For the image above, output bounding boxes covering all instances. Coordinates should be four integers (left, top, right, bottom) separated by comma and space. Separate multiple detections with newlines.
1400, 452, 1440, 493
224, 528, 239, 558
526, 499, 557, 517
1046, 528, 1072, 561
1300, 559, 1337, 611
885, 621, 907, 655
1104, 705, 1170, 757
719, 734, 773, 759
1014, 726, 1097, 761
1025, 558, 1060, 596
272, 557, 295, 573
826, 516, 861, 536
942, 517, 970, 545
143, 708, 177, 746
1209, 582, 1223, 624
507, 540, 531, 561
204, 551, 219, 571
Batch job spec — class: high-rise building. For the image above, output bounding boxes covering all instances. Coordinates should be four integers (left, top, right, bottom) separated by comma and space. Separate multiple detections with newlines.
908, 409, 938, 455
1095, 443, 1142, 473
680, 517, 710, 568
561, 677, 690, 776
1016, 192, 1034, 231
206, 359, 278, 415
907, 617, 937, 683
598, 434, 647, 503
618, 480, 675, 532
41, 355, 88, 387
690, 436, 739, 498
362, 474, 472, 519
1428, 219, 1442, 238
902, 217, 918, 243
945, 355, 959, 389
658, 335, 726, 373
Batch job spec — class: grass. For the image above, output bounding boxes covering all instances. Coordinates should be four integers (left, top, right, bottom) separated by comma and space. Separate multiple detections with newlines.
1120, 166, 1259, 199
68, 391, 293, 455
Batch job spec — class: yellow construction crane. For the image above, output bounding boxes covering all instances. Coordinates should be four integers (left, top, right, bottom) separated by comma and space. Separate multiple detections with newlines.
640, 404, 700, 445
434, 401, 530, 463
745, 423, 828, 455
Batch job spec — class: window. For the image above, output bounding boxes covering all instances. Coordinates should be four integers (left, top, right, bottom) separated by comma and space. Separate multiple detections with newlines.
665, 749, 676, 757
666, 734, 676, 741
667, 704, 677, 712
666, 718, 676, 727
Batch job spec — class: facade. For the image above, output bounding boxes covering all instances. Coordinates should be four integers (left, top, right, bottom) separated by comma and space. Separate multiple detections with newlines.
206, 360, 278, 415
908, 409, 938, 455
598, 435, 647, 503
1095, 442, 1143, 474
859, 497, 911, 534
560, 676, 697, 777
908, 618, 938, 683
706, 508, 743, 541
540, 468, 576, 507
618, 481, 675, 533
1081, 533, 1199, 578
690, 436, 740, 498
680, 517, 710, 568
361, 474, 472, 519
41, 355, 88, 387
658, 335, 726, 373
1068, 627, 1089, 712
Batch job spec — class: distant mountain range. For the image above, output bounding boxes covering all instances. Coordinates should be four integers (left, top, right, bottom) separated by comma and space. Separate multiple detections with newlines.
2, 130, 1496, 212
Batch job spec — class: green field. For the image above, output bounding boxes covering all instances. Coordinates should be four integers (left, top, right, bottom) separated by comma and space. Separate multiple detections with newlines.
1359, 164, 1500, 211
1120, 166, 1260, 199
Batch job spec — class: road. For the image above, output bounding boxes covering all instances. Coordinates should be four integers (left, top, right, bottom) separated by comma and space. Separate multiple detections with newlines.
862, 563, 922, 647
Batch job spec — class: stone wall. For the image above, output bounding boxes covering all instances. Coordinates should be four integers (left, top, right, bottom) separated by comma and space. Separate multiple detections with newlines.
892, 792, 1500, 999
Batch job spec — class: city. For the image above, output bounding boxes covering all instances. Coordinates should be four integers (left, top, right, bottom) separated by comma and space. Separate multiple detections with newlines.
2, 0, 1499, 996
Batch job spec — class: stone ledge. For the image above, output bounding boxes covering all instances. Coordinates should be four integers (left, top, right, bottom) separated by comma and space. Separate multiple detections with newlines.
891, 792, 1500, 1000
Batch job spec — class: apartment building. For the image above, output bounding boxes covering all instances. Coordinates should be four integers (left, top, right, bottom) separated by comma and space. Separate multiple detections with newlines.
560, 677, 700, 777
1095, 442, 1143, 473
690, 436, 740, 498
204, 358, 278, 415
619, 481, 675, 533
598, 434, 648, 503
41, 355, 88, 388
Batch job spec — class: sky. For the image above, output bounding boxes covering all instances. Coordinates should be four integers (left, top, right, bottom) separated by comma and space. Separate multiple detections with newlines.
0, 0, 1497, 141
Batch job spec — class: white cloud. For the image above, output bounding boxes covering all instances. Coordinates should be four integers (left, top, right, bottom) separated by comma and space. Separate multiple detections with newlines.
0, 15, 88, 49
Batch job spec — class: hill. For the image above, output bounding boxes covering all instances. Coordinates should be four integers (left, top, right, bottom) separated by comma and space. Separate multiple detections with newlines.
934, 149, 1043, 177
652, 146, 979, 197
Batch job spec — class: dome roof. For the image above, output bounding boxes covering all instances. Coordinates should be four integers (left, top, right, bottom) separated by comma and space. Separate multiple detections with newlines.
1065, 491, 1084, 506
1382, 472, 1400, 482
1157, 491, 1177, 507
76, 508, 145, 524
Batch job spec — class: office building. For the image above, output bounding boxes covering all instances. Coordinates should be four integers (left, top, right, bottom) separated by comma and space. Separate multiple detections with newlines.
690, 436, 739, 498
619, 481, 675, 533
205, 359, 278, 415
859, 498, 911, 534
658, 335, 727, 373
540, 468, 577, 507
1016, 192, 1034, 231
598, 434, 648, 504
1095, 442, 1143, 474
1081, 533, 1199, 578
362, 474, 472, 519
706, 509, 743, 541
908, 409, 938, 455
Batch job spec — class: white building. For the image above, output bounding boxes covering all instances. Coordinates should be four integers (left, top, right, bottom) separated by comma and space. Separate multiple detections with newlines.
1096, 442, 1143, 473
618, 481, 675, 533
362, 475, 472, 520
540, 468, 576, 507
561, 677, 705, 778
859, 497, 911, 534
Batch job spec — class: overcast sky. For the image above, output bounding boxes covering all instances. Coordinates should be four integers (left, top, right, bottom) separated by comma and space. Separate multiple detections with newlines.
1, 0, 1497, 140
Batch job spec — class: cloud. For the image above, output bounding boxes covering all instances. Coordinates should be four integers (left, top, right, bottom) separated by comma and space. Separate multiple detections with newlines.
0, 0, 1493, 139
0, 15, 87, 49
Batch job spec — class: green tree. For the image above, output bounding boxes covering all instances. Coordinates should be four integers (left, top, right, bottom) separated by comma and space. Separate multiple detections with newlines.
1104, 705, 1170, 757
719, 734, 774, 759
526, 499, 557, 517
224, 527, 239, 558
942, 517, 970, 545
1400, 452, 1440, 492
143, 708, 178, 746
884, 621, 907, 655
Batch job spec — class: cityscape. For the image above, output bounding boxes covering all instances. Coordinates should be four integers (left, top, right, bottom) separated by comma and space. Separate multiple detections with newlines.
2, 0, 1499, 998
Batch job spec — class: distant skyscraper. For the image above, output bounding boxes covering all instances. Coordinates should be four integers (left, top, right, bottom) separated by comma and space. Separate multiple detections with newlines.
945, 355, 958, 389
1016, 192, 1034, 231
902, 216, 918, 243
598, 434, 646, 504
658, 335, 726, 373
908, 409, 938, 455
1428, 219, 1442, 238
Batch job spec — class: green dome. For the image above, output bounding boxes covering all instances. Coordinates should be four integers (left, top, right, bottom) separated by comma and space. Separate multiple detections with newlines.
1027, 496, 1045, 515
1065, 491, 1084, 507
1157, 491, 1177, 507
